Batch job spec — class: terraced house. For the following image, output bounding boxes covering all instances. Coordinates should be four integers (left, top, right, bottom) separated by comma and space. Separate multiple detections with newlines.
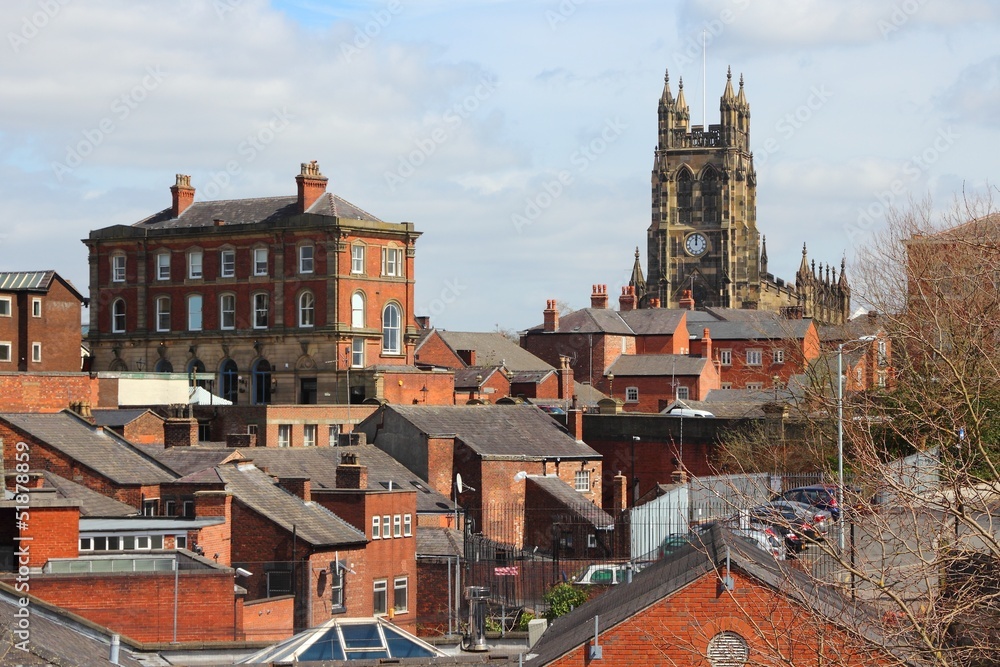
83, 161, 421, 405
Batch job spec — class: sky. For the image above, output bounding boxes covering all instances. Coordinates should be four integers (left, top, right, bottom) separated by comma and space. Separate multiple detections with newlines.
2, 0, 999, 332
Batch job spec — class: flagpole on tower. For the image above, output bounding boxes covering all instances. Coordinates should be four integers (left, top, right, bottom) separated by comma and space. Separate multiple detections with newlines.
702, 29, 707, 129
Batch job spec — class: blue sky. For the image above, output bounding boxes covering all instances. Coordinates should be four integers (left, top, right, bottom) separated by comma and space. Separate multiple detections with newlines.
1, 0, 998, 331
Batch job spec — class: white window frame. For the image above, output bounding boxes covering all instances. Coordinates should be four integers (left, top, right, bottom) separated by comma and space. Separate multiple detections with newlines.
79, 537, 93, 551
719, 349, 732, 366
182, 500, 194, 518
299, 245, 314, 274
351, 292, 365, 329
403, 514, 412, 537
156, 296, 171, 332
574, 469, 590, 492
372, 515, 381, 539
746, 349, 763, 366
676, 386, 689, 400
393, 514, 402, 538
31, 342, 41, 363
220, 249, 236, 278
0, 297, 10, 317
351, 338, 364, 368
277, 424, 291, 448
383, 515, 391, 536
112, 255, 126, 282
746, 382, 763, 391
253, 293, 269, 329
31, 298, 41, 318
351, 245, 365, 274
373, 579, 388, 616
164, 500, 176, 517
0, 342, 11, 363
303, 424, 317, 447
188, 251, 203, 279
381, 246, 403, 277
773, 349, 785, 364
298, 292, 315, 328
331, 567, 345, 608
156, 253, 170, 280
175, 535, 187, 549
328, 424, 341, 446
720, 382, 732, 390
187, 294, 203, 332
220, 294, 236, 330
382, 303, 401, 355
625, 386, 639, 403
253, 247, 268, 276
393, 576, 408, 614
112, 299, 126, 333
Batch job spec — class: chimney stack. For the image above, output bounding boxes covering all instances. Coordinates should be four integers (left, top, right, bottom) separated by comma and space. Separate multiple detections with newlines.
701, 328, 712, 359
336, 452, 368, 489
170, 174, 195, 218
649, 297, 661, 309
543, 300, 559, 332
558, 356, 574, 400
619, 286, 636, 312
612, 471, 628, 512
590, 284, 608, 309
295, 160, 328, 213
679, 289, 695, 310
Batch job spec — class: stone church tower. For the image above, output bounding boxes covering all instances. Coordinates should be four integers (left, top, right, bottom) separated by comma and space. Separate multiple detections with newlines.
637, 67, 849, 325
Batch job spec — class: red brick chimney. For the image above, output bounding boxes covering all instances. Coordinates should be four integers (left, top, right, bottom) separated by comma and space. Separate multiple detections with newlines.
619, 286, 636, 312
336, 452, 368, 489
543, 300, 559, 332
679, 289, 695, 310
164, 417, 198, 448
279, 477, 311, 502
701, 328, 712, 359
566, 405, 583, 441
295, 160, 328, 213
590, 284, 608, 309
558, 356, 573, 400
170, 174, 195, 218
649, 297, 661, 308
457, 349, 477, 366
612, 472, 628, 512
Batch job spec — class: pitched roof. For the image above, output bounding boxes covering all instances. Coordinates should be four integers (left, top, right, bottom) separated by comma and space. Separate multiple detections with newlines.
0, 583, 146, 666
133, 192, 382, 231
40, 471, 139, 517
687, 309, 815, 340
90, 408, 162, 428
618, 308, 687, 334
430, 330, 554, 371
149, 445, 455, 514
454, 366, 506, 389
0, 270, 86, 302
215, 463, 367, 547
0, 411, 176, 485
526, 475, 614, 528
382, 405, 600, 459
416, 526, 464, 558
526, 308, 635, 335
528, 525, 907, 666
606, 354, 708, 376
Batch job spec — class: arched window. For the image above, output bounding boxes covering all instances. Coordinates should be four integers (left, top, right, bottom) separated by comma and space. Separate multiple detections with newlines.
220, 359, 238, 404
252, 359, 272, 405
112, 299, 126, 333
382, 303, 401, 354
299, 292, 315, 328
676, 167, 693, 225
351, 292, 365, 329
154, 359, 173, 373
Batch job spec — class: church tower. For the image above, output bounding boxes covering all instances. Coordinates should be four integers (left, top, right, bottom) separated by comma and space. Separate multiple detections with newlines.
645, 67, 758, 309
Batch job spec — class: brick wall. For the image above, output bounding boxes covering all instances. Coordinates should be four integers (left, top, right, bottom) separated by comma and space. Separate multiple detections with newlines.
381, 369, 455, 406
243, 595, 294, 642
413, 331, 464, 368
0, 374, 103, 412
0, 278, 84, 373
10, 568, 242, 643
417, 557, 459, 636
121, 411, 167, 445
547, 569, 896, 667
18, 503, 79, 567
192, 490, 232, 565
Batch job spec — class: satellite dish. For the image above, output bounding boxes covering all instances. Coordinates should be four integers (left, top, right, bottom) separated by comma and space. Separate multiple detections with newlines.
456, 473, 464, 494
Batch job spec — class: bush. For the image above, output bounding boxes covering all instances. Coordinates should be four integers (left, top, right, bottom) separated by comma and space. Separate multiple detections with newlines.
516, 610, 535, 631
543, 583, 588, 621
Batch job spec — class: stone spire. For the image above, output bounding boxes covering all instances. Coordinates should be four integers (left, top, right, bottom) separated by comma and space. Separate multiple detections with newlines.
798, 243, 809, 276
675, 77, 689, 120
660, 68, 674, 106
629, 246, 647, 299
760, 235, 769, 276
721, 66, 736, 108
737, 72, 749, 110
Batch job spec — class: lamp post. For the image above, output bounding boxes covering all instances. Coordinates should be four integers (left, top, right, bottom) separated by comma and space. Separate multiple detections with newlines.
631, 436, 640, 505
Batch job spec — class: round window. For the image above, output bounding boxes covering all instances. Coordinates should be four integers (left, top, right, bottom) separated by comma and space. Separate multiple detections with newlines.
707, 630, 749, 667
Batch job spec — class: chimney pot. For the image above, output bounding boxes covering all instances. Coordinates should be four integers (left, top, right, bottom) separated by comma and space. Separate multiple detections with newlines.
295, 160, 328, 213
170, 174, 195, 218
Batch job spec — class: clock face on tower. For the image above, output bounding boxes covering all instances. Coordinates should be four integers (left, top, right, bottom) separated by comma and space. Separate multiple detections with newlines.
684, 232, 708, 257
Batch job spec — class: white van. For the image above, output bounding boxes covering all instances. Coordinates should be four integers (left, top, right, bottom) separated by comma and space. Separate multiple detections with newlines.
666, 408, 715, 418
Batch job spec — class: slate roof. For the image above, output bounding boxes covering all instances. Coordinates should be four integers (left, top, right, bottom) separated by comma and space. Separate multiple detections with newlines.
0, 411, 177, 485
91, 408, 161, 428
0, 583, 147, 666
0, 270, 86, 301
385, 405, 600, 460
133, 192, 382, 230
527, 524, 910, 666
427, 330, 554, 371
687, 309, 815, 340
619, 308, 687, 335
215, 463, 367, 548
606, 354, 708, 377
454, 366, 505, 389
40, 471, 138, 517
148, 445, 455, 514
526, 475, 614, 528
416, 526, 464, 558
526, 308, 634, 335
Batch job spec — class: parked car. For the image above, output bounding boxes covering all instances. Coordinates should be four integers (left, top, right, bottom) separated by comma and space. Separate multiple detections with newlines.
773, 484, 842, 521
730, 525, 786, 561
573, 563, 641, 585
659, 533, 695, 558
664, 408, 715, 418
747, 500, 831, 543
694, 520, 800, 558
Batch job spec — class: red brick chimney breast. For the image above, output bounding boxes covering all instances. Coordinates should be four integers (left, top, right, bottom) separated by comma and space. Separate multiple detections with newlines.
295, 160, 328, 213
170, 174, 195, 218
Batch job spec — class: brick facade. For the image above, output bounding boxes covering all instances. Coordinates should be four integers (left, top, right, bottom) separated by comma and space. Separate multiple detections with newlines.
243, 595, 295, 642
0, 272, 85, 373
0, 373, 104, 413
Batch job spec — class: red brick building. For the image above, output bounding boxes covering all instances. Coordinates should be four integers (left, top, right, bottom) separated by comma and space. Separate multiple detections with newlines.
0, 271, 86, 373
527, 525, 901, 667
83, 161, 421, 406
